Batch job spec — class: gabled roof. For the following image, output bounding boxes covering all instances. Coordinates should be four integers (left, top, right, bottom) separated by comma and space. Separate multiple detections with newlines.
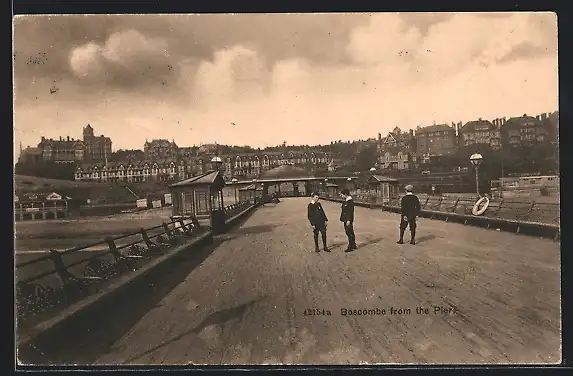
17, 191, 71, 202
169, 170, 225, 189
460, 119, 495, 133
505, 114, 542, 127
416, 124, 455, 134
383, 133, 397, 144
238, 184, 263, 191
368, 175, 398, 183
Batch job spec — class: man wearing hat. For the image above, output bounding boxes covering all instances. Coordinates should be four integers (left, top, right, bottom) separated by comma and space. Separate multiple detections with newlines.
397, 184, 421, 245
308, 192, 329, 252
339, 188, 357, 252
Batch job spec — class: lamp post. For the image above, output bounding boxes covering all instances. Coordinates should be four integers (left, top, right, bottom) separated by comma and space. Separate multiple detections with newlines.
470, 153, 483, 196
252, 178, 258, 203
232, 178, 238, 203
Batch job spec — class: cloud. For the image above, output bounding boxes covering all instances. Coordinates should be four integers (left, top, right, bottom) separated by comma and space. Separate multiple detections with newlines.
344, 12, 557, 83
69, 42, 105, 78
13, 13, 558, 153
347, 14, 422, 67
68, 29, 175, 88
192, 45, 269, 108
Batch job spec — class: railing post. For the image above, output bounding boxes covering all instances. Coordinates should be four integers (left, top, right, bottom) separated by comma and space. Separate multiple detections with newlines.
140, 228, 155, 248
162, 222, 172, 238
178, 219, 192, 236
494, 200, 504, 217
48, 249, 79, 298
105, 237, 123, 262
48, 250, 73, 285
436, 197, 443, 211
451, 198, 459, 212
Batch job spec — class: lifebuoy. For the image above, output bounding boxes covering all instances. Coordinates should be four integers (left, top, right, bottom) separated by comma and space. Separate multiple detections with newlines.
472, 196, 490, 216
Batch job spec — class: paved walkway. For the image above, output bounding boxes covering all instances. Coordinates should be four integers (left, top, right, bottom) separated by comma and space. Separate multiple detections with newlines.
69, 198, 560, 365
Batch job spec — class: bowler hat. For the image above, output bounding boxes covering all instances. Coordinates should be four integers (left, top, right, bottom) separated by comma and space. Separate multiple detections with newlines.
405, 184, 414, 192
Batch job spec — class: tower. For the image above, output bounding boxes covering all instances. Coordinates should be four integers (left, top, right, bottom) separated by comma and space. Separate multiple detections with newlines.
83, 124, 94, 141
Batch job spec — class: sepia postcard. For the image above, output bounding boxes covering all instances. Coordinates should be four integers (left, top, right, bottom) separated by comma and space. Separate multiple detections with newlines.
13, 12, 561, 367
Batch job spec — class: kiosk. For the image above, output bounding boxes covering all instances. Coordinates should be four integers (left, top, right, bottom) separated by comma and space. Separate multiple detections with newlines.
169, 170, 227, 234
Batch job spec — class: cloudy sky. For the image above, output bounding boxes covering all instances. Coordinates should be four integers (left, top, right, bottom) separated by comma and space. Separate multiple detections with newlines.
13, 12, 557, 155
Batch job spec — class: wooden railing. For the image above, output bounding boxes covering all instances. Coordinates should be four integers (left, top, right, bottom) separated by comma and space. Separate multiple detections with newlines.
15, 215, 204, 326
223, 200, 253, 218
321, 193, 560, 240
15, 199, 260, 327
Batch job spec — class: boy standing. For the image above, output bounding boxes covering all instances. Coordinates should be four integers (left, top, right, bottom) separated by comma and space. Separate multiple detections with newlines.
340, 188, 357, 252
397, 184, 421, 245
308, 193, 329, 252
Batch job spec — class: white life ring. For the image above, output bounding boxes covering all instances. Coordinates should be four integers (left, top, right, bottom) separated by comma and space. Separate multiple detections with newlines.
472, 196, 490, 216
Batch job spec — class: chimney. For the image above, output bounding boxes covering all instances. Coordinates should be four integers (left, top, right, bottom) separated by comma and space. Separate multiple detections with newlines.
59, 136, 62, 141
67, 136, 70, 141
41, 136, 45, 142
378, 133, 381, 141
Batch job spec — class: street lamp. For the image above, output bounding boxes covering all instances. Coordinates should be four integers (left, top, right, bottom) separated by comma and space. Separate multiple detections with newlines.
252, 178, 260, 202
470, 153, 483, 196
231, 178, 238, 203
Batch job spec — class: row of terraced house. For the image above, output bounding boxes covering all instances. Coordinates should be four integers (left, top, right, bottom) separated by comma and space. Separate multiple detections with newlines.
377, 112, 559, 170
74, 150, 333, 183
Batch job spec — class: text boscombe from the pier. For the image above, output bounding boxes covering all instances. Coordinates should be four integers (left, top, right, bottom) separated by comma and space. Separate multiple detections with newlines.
302, 306, 459, 317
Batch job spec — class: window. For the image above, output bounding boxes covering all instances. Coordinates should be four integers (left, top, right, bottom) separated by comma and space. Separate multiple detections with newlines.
196, 192, 209, 214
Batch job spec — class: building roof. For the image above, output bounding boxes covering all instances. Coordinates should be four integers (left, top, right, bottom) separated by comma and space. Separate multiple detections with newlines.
39, 138, 85, 148
368, 175, 399, 183
416, 124, 455, 134
238, 184, 263, 191
145, 139, 178, 148
22, 147, 42, 155
261, 165, 314, 179
169, 170, 225, 189
546, 111, 559, 127
460, 119, 495, 133
505, 114, 543, 128
16, 191, 72, 202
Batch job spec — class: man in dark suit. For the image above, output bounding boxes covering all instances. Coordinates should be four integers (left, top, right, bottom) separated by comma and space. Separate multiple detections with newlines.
397, 184, 421, 245
339, 188, 357, 252
308, 192, 329, 252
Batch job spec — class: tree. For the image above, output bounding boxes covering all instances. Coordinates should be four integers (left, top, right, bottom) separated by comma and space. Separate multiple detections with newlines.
354, 144, 378, 171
